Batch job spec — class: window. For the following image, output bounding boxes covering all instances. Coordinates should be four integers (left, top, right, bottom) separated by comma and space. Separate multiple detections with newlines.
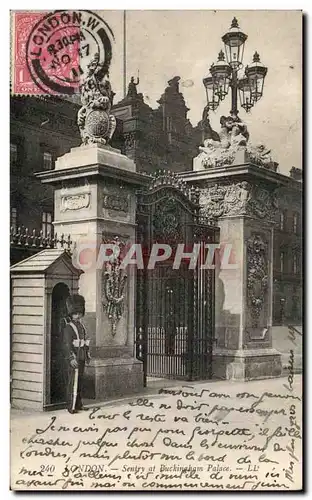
10, 143, 18, 164
293, 254, 298, 274
42, 212, 52, 237
43, 151, 53, 170
166, 116, 172, 145
166, 116, 172, 131
293, 254, 299, 274
280, 251, 285, 273
293, 212, 298, 234
11, 207, 17, 232
280, 210, 288, 231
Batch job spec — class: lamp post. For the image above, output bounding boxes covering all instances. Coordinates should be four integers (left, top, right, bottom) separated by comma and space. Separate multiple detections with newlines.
203, 17, 268, 118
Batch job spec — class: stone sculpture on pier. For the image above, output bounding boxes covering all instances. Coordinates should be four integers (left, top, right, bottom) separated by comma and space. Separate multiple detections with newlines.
77, 53, 116, 146
194, 113, 278, 171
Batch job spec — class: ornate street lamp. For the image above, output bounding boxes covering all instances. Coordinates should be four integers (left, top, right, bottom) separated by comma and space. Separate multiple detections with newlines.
202, 75, 220, 111
202, 17, 268, 118
245, 51, 268, 102
238, 77, 254, 113
222, 17, 247, 71
209, 50, 232, 101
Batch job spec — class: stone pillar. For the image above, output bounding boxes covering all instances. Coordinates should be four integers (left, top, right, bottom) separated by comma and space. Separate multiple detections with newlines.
183, 164, 282, 381
36, 143, 148, 399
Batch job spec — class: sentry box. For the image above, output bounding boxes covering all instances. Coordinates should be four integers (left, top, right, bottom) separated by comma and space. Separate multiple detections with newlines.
10, 249, 82, 411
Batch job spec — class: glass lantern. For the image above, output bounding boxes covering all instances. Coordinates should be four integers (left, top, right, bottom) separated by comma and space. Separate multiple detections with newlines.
222, 17, 248, 71
203, 75, 220, 111
209, 50, 232, 101
238, 77, 254, 112
245, 52, 268, 102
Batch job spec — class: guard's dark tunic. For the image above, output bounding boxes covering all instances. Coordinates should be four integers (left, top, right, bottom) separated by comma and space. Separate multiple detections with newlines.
63, 320, 90, 411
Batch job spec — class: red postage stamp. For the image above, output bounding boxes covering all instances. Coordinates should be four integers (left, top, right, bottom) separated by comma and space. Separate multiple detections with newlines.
12, 11, 44, 95
11, 10, 114, 96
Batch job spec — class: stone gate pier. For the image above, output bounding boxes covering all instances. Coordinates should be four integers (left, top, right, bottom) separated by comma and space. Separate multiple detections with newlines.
36, 143, 148, 399
183, 161, 283, 381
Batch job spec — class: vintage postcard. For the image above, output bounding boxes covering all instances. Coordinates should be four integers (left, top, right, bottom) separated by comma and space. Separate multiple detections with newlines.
10, 9, 302, 491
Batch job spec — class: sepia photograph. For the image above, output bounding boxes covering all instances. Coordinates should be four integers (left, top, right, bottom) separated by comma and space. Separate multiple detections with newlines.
9, 8, 303, 491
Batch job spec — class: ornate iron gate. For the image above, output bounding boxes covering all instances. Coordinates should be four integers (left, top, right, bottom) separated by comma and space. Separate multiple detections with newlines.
136, 172, 219, 385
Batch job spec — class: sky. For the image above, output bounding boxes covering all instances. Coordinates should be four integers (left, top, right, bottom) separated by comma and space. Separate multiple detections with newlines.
98, 10, 302, 176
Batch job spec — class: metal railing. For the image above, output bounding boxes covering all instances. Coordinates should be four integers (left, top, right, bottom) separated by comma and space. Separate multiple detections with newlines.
10, 227, 72, 252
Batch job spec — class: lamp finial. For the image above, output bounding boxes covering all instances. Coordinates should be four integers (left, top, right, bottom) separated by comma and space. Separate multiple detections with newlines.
231, 17, 239, 28
253, 51, 260, 63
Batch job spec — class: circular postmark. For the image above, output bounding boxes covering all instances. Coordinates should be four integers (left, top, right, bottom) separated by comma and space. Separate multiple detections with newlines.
26, 10, 114, 95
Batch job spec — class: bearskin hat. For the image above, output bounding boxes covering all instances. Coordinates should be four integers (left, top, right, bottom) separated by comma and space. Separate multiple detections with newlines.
66, 294, 85, 317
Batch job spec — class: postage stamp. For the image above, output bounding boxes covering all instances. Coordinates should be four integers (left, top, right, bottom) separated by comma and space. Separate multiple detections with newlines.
11, 10, 115, 95
11, 12, 44, 95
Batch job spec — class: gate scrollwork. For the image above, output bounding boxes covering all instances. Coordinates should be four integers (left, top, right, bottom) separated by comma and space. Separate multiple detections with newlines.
153, 198, 182, 242
247, 234, 268, 326
102, 236, 127, 336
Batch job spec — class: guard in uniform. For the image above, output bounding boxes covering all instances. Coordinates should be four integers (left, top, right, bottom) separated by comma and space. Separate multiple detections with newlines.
63, 294, 91, 414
